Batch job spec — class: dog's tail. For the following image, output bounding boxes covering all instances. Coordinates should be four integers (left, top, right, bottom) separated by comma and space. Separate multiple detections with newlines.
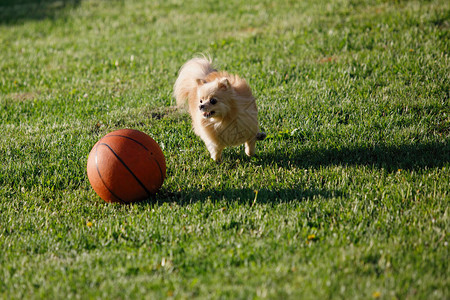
174, 57, 216, 107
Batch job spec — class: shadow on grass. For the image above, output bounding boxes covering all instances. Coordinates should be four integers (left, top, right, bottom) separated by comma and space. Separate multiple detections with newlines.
0, 0, 81, 24
153, 186, 343, 206
257, 140, 450, 171
141, 141, 447, 205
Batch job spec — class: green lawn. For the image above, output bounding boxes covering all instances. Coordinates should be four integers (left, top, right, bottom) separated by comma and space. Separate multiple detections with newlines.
0, 0, 449, 299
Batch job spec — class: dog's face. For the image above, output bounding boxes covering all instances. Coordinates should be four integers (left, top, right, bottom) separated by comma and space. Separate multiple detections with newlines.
196, 78, 232, 120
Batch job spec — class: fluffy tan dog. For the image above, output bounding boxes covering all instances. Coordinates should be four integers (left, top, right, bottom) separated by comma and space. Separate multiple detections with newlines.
174, 57, 265, 161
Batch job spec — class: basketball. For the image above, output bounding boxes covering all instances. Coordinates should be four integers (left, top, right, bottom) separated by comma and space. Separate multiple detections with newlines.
87, 129, 166, 203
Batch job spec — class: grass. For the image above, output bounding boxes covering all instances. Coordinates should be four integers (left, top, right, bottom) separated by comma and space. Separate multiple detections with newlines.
0, 0, 449, 298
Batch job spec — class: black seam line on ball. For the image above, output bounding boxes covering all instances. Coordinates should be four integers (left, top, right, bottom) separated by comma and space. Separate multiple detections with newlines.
99, 143, 153, 199
151, 155, 165, 188
95, 145, 125, 203
105, 134, 149, 151
108, 134, 164, 191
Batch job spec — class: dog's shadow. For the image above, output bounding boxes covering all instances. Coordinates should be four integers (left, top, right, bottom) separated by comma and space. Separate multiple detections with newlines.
254, 140, 450, 171
145, 140, 448, 206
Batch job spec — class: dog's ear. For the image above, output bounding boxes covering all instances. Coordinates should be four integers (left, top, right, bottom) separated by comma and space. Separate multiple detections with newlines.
218, 78, 230, 90
196, 79, 207, 86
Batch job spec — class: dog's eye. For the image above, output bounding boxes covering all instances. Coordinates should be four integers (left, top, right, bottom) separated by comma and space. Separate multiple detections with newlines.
210, 98, 217, 105
200, 99, 203, 103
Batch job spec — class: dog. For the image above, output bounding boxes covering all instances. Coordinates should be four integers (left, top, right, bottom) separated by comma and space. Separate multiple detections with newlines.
174, 57, 265, 161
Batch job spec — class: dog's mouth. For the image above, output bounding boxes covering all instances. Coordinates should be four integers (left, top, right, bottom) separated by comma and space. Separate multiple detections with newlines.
203, 111, 216, 118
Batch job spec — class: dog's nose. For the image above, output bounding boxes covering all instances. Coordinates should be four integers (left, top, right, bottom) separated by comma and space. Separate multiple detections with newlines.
199, 104, 205, 110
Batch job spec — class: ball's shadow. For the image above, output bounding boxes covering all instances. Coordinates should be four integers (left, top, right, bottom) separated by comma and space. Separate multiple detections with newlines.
151, 186, 342, 206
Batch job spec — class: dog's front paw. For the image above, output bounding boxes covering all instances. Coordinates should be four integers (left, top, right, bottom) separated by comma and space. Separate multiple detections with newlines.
205, 142, 223, 163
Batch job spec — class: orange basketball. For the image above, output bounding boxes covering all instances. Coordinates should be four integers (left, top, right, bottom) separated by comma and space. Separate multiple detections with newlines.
87, 129, 166, 203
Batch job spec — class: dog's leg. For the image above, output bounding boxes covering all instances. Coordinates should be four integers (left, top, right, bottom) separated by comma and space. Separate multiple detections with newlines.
205, 142, 224, 162
210, 146, 223, 162
245, 138, 256, 157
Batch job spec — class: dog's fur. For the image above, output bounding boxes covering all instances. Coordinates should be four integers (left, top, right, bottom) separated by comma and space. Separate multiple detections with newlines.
174, 57, 265, 161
